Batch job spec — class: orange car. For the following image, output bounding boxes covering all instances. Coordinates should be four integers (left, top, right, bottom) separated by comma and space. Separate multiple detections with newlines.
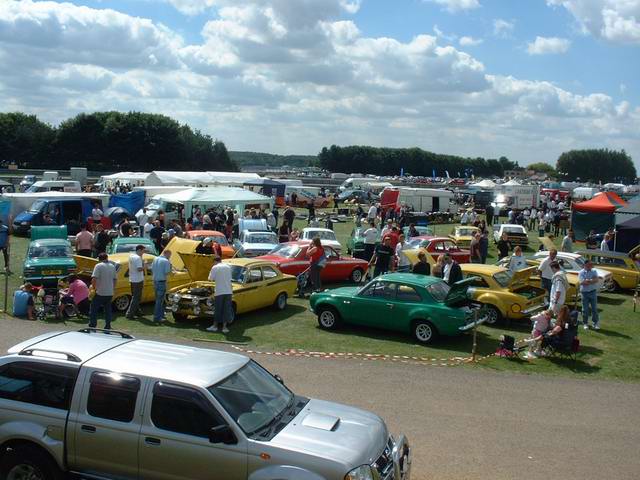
185, 230, 235, 258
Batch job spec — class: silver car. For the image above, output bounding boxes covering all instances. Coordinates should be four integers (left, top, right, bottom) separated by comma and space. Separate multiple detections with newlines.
0, 329, 411, 480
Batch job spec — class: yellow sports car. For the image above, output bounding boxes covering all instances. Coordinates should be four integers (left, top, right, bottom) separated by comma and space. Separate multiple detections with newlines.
166, 255, 297, 322
450, 226, 480, 248
74, 236, 199, 312
461, 264, 546, 324
577, 249, 640, 290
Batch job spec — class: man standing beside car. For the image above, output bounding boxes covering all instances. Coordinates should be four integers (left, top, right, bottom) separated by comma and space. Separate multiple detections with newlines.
579, 259, 600, 330
126, 245, 146, 319
151, 249, 173, 323
89, 253, 117, 330
442, 253, 462, 285
206, 255, 233, 334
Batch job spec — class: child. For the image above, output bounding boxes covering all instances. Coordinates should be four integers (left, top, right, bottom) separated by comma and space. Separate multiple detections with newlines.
524, 309, 553, 359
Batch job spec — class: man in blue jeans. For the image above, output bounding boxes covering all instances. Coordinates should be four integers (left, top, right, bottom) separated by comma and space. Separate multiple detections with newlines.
578, 259, 600, 330
151, 249, 173, 323
89, 253, 117, 329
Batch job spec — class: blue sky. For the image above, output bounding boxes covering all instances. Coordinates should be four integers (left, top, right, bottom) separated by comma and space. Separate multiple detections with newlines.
1, 0, 639, 168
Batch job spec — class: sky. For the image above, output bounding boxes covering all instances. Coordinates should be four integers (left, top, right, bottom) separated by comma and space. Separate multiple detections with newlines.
1, 0, 639, 169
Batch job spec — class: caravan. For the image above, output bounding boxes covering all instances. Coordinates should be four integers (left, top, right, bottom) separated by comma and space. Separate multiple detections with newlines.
381, 187, 454, 213
25, 180, 81, 193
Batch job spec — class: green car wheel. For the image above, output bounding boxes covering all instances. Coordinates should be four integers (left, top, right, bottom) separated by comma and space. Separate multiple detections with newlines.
412, 320, 438, 345
317, 306, 341, 330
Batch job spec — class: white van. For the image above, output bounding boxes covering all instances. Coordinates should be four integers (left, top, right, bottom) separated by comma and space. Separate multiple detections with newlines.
339, 177, 371, 191
572, 187, 599, 200
42, 171, 59, 181
25, 180, 81, 193
363, 181, 393, 194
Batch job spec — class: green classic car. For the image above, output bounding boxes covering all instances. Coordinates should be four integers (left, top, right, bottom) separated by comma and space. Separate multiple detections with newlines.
109, 237, 158, 256
309, 273, 483, 344
23, 226, 76, 287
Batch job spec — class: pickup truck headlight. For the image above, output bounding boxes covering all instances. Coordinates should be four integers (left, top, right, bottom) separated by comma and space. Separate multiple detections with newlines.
345, 465, 374, 480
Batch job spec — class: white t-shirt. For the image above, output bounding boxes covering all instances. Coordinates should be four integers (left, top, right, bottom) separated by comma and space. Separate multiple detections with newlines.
136, 212, 149, 227
143, 222, 153, 238
550, 273, 567, 310
208, 263, 233, 296
395, 242, 411, 267
600, 240, 609, 251
367, 205, 377, 218
92, 261, 117, 296
538, 256, 554, 280
128, 254, 144, 283
363, 227, 378, 244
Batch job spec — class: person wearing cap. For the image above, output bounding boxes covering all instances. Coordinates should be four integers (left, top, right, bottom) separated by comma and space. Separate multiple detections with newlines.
89, 252, 117, 329
196, 237, 215, 255
126, 245, 146, 319
13, 283, 35, 320
579, 259, 600, 330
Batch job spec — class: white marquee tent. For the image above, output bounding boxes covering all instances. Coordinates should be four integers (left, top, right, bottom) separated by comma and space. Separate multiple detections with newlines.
153, 187, 273, 213
145, 171, 261, 187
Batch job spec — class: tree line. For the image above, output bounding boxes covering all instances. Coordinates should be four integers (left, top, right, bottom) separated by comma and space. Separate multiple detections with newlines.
229, 151, 318, 168
556, 149, 636, 183
0, 112, 237, 172
318, 145, 519, 178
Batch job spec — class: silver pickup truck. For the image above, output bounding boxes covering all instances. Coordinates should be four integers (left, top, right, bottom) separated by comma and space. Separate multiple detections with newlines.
0, 329, 411, 480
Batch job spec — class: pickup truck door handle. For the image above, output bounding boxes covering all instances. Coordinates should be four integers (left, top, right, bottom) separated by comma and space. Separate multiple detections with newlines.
145, 437, 161, 446
81, 425, 96, 433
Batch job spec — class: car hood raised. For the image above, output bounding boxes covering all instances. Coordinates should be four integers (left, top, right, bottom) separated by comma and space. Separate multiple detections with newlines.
270, 398, 388, 468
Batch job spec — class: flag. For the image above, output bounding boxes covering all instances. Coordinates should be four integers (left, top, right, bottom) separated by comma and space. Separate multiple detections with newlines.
432, 168, 436, 178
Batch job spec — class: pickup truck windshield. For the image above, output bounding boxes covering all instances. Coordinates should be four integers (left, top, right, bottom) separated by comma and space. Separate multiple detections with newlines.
208, 361, 294, 436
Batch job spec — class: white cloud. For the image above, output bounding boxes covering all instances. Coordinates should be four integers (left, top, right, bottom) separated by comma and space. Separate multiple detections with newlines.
0, 0, 638, 167
547, 0, 640, 44
493, 18, 515, 37
459, 36, 483, 46
425, 0, 481, 13
527, 36, 571, 54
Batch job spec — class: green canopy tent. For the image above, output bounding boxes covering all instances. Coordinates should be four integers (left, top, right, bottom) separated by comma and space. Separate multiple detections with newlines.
570, 191, 627, 241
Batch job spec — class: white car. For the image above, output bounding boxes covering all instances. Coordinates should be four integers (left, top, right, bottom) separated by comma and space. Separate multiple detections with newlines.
235, 230, 279, 257
493, 224, 529, 246
532, 251, 614, 292
300, 227, 342, 253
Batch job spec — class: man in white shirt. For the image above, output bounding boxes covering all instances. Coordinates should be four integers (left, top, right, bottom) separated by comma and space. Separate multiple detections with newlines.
89, 253, 117, 329
549, 261, 568, 313
537, 248, 557, 298
395, 234, 412, 272
91, 203, 103, 222
206, 256, 234, 333
363, 221, 379, 262
136, 208, 149, 237
367, 204, 378, 223
600, 234, 610, 251
143, 219, 153, 239
460, 211, 469, 225
126, 245, 146, 319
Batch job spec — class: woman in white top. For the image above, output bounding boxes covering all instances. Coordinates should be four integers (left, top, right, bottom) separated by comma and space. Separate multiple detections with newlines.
508, 246, 528, 273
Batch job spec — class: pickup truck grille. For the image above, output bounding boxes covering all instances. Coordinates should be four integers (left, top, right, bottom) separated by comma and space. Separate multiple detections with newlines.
373, 438, 395, 479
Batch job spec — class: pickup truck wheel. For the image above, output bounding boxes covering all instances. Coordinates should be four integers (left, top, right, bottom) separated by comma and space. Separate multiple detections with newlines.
482, 305, 502, 326
274, 292, 288, 311
412, 320, 438, 345
0, 445, 63, 480
349, 268, 364, 283
317, 306, 341, 330
112, 295, 131, 312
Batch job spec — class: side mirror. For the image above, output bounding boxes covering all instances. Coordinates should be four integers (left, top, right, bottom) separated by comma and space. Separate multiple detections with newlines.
209, 425, 237, 445
274, 374, 285, 385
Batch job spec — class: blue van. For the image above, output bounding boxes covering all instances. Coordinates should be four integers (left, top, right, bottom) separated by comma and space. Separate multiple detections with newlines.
13, 197, 103, 236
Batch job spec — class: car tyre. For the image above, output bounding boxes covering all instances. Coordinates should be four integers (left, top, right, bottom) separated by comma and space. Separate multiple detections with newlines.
317, 305, 341, 330
412, 320, 438, 345
172, 313, 189, 323
0, 445, 64, 480
349, 268, 364, 283
482, 305, 502, 326
112, 295, 131, 312
274, 293, 288, 311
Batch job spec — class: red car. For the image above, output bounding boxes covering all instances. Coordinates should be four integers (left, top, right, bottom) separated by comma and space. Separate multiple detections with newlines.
258, 241, 369, 283
406, 235, 471, 263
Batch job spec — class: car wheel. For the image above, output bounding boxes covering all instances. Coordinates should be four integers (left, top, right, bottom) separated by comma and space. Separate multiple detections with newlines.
482, 305, 502, 325
112, 295, 131, 312
317, 306, 341, 330
172, 313, 189, 323
611, 280, 621, 292
274, 292, 288, 311
0, 445, 63, 480
412, 320, 438, 344
349, 268, 364, 283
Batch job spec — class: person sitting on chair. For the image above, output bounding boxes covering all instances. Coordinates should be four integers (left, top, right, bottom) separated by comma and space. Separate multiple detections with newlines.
59, 274, 91, 317
540, 305, 572, 352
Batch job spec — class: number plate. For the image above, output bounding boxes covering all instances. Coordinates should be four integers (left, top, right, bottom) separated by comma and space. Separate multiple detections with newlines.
42, 270, 62, 275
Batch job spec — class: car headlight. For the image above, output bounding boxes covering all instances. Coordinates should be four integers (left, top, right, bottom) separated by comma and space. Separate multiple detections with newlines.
193, 305, 201, 315
192, 297, 200, 306
206, 297, 214, 307
345, 465, 374, 480
171, 304, 179, 312
511, 304, 522, 313
172, 293, 182, 303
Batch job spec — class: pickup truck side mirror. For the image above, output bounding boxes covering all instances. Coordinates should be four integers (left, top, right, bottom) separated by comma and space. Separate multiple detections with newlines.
209, 425, 237, 445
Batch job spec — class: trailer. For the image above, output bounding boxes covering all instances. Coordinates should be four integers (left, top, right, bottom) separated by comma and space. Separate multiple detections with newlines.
494, 181, 540, 209
381, 187, 454, 213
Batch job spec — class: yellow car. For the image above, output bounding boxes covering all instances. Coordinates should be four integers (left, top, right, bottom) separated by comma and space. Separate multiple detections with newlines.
166, 255, 297, 322
450, 225, 480, 248
74, 236, 199, 312
578, 249, 640, 291
461, 264, 546, 324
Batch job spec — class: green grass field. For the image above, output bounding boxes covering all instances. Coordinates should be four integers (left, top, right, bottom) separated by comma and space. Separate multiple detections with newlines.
2, 213, 639, 382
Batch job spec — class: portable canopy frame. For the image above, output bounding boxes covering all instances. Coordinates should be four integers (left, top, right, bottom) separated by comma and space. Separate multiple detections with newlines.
571, 191, 627, 241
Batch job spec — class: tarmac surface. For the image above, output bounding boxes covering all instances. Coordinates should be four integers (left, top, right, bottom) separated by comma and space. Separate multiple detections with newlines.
1, 317, 639, 480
